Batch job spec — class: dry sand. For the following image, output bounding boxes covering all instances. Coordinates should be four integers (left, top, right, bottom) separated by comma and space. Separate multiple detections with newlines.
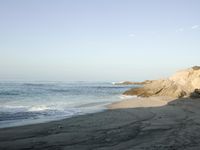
108, 96, 174, 109
1, 97, 200, 150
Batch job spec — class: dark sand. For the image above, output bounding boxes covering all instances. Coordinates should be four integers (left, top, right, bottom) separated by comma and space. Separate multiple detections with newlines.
1, 97, 200, 150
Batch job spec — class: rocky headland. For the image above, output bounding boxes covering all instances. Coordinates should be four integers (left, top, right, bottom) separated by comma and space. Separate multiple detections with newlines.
123, 66, 200, 98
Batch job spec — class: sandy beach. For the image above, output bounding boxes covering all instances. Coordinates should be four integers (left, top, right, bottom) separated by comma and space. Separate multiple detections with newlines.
1, 96, 200, 150
108, 96, 174, 109
1, 0, 199, 149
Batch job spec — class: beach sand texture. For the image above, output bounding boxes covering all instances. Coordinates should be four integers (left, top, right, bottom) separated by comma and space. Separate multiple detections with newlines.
1, 97, 200, 150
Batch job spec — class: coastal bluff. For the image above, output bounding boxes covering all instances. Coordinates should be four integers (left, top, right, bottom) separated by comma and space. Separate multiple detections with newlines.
123, 66, 200, 98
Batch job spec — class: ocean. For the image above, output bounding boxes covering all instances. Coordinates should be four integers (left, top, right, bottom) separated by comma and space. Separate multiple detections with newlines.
0, 81, 136, 128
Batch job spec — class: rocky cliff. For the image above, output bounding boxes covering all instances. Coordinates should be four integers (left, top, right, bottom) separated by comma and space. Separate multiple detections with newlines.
123, 66, 200, 98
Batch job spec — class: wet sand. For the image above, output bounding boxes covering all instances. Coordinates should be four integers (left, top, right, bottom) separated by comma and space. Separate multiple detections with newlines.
1, 97, 200, 150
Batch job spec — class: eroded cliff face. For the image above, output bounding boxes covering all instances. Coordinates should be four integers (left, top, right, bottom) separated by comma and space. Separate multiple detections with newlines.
123, 66, 200, 98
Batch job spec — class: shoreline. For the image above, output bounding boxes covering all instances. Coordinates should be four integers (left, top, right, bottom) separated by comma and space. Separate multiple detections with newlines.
0, 95, 137, 129
1, 96, 200, 149
0, 96, 134, 129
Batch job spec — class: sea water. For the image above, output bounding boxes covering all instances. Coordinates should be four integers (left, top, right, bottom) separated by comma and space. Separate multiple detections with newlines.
0, 81, 137, 128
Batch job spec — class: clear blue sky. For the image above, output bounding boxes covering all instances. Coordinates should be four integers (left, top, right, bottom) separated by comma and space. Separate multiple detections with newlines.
0, 0, 200, 81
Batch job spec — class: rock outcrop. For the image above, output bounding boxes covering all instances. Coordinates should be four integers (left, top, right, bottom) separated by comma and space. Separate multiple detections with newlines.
123, 66, 200, 98
114, 80, 153, 85
190, 89, 200, 98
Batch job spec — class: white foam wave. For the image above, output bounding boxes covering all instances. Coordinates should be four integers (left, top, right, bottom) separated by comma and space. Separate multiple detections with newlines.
28, 105, 50, 112
119, 95, 137, 99
112, 81, 124, 85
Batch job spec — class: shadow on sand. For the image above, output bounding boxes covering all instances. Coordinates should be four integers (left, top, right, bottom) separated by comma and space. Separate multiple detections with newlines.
1, 98, 200, 150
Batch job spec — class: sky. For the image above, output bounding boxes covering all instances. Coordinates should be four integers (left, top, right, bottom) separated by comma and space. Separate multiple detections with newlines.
0, 0, 200, 81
